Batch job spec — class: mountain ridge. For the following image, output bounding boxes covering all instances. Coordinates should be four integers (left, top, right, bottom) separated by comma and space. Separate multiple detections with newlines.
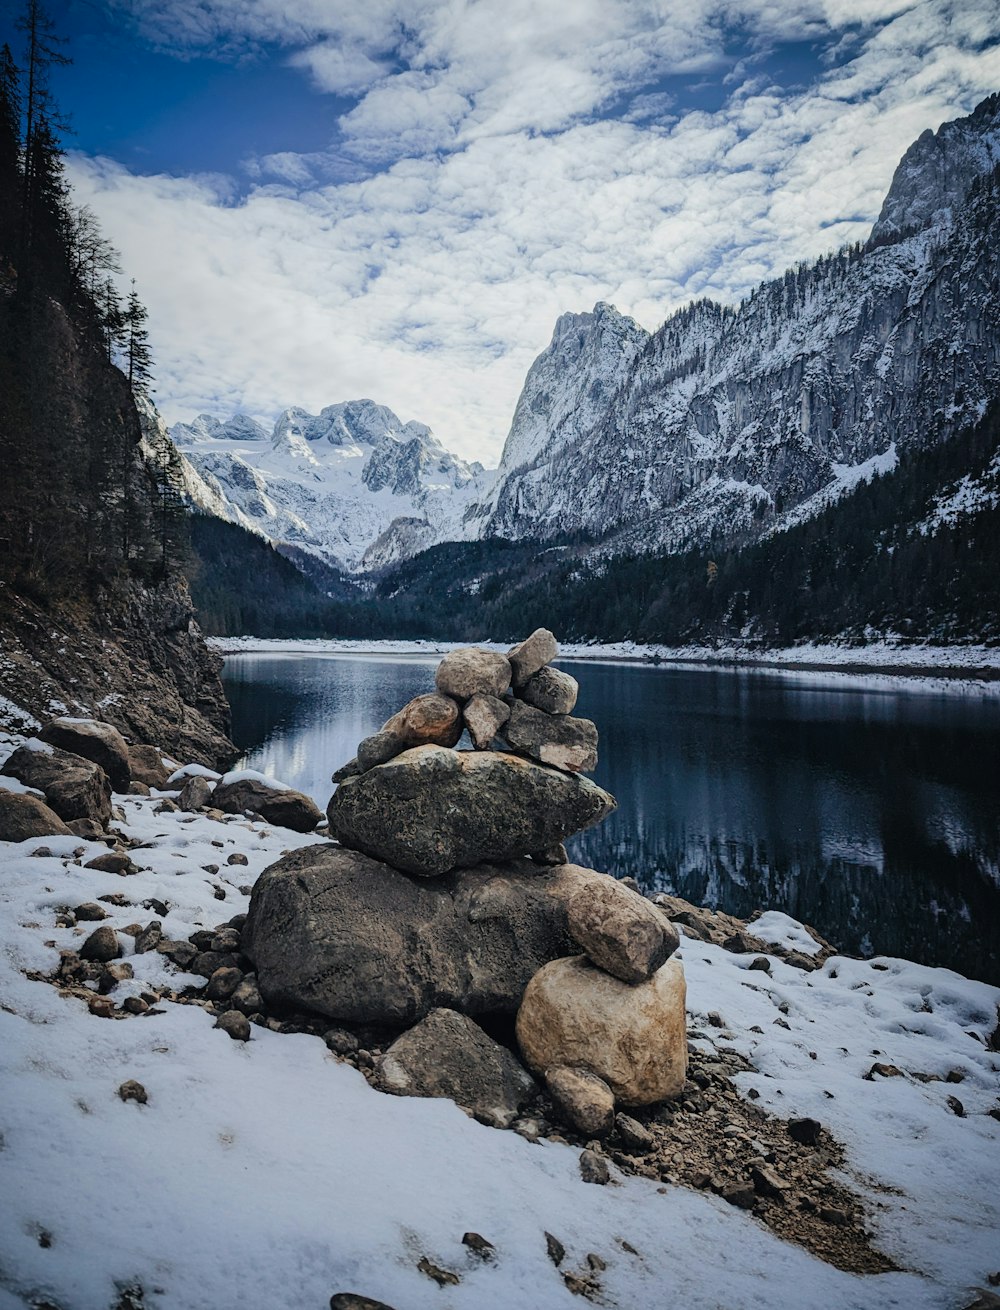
466, 93, 1000, 559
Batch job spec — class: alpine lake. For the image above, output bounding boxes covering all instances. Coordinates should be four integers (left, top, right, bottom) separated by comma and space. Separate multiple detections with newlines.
222, 651, 1000, 985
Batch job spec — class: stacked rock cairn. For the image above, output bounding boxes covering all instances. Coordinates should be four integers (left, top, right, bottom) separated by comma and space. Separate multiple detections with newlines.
243, 628, 687, 1141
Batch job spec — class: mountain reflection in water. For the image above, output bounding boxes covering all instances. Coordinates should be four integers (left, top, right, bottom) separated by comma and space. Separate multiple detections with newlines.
223, 653, 1000, 984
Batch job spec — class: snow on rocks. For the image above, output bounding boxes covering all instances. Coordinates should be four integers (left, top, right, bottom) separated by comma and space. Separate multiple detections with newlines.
1, 671, 999, 1308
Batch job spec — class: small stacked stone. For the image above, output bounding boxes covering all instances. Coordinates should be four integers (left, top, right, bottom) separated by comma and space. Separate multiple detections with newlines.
326, 629, 612, 876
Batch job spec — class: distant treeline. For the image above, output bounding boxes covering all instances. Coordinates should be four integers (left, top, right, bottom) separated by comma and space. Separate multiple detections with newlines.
189, 398, 1000, 646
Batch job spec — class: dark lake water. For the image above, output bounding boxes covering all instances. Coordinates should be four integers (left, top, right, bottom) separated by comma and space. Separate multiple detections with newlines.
222, 653, 1000, 984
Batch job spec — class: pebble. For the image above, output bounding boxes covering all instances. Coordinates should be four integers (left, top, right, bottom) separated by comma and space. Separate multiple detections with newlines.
416, 1257, 459, 1287
721, 1182, 756, 1209
73, 903, 107, 922
579, 1149, 610, 1185
545, 1232, 566, 1266
205, 967, 243, 1002
215, 1010, 251, 1041
118, 1080, 147, 1104
227, 852, 249, 866
324, 1028, 360, 1055
787, 1117, 822, 1145
87, 996, 115, 1018
461, 1232, 495, 1261
615, 1114, 653, 1154
80, 926, 121, 963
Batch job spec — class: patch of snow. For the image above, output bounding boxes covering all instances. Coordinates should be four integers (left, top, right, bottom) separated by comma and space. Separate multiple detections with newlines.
0, 776, 46, 799
749, 911, 824, 956
21, 738, 54, 754
0, 799, 996, 1307
218, 768, 291, 792
166, 764, 222, 786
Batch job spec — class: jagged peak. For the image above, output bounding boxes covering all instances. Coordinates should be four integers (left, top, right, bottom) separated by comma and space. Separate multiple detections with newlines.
870, 91, 1000, 242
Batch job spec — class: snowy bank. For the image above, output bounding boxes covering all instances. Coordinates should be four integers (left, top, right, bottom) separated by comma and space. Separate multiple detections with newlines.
1, 786, 998, 1307
208, 635, 1000, 690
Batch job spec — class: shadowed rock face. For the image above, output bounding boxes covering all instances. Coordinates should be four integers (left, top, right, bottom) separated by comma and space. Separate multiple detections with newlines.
380, 1007, 536, 1128
211, 777, 322, 832
326, 745, 616, 877
0, 790, 73, 841
2, 743, 112, 826
38, 718, 131, 793
242, 844, 604, 1024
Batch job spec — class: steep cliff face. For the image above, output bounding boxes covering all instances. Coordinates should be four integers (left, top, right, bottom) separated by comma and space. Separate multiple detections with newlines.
473, 96, 1000, 556
0, 578, 235, 766
0, 281, 235, 767
465, 302, 648, 538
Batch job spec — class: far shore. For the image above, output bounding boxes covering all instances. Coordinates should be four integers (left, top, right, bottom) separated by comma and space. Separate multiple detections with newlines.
209, 635, 1000, 685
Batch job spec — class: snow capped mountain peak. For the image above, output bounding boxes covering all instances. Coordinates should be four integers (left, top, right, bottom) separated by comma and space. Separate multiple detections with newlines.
466, 301, 648, 535
870, 92, 1000, 242
169, 399, 493, 572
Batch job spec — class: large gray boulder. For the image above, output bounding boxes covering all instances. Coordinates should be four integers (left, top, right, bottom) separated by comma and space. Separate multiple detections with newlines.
380, 1007, 536, 1128
1, 742, 112, 826
567, 875, 680, 983
501, 701, 598, 774
39, 717, 131, 793
243, 844, 602, 1024
211, 776, 322, 832
327, 745, 615, 877
0, 789, 73, 841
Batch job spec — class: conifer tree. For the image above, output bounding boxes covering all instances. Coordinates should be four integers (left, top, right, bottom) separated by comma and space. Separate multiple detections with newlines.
0, 44, 21, 256
16, 0, 69, 253
124, 280, 153, 393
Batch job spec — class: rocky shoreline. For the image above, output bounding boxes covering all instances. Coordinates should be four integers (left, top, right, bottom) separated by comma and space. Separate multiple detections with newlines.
1, 634, 999, 1309
0, 577, 235, 768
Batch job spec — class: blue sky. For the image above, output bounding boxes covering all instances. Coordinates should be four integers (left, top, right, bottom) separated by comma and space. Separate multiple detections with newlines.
8, 1, 1000, 462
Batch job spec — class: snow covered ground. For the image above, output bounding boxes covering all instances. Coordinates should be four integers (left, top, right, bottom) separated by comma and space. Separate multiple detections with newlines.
1, 731, 999, 1308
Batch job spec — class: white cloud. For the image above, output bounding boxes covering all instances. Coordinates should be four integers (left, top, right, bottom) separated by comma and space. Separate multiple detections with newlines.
83, 0, 1000, 463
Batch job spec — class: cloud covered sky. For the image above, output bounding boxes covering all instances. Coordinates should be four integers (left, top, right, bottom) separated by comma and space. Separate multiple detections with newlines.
30, 1, 1000, 462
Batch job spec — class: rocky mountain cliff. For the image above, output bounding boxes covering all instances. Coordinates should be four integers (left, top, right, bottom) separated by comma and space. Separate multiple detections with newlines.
469, 93, 1000, 556
170, 399, 494, 573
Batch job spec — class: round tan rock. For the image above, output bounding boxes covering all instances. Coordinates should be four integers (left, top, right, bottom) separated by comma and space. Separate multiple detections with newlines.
436, 648, 512, 701
544, 1065, 615, 1137
516, 955, 687, 1106
567, 876, 679, 983
382, 693, 462, 748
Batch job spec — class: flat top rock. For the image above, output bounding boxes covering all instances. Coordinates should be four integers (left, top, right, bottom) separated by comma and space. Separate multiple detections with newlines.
327, 745, 615, 877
